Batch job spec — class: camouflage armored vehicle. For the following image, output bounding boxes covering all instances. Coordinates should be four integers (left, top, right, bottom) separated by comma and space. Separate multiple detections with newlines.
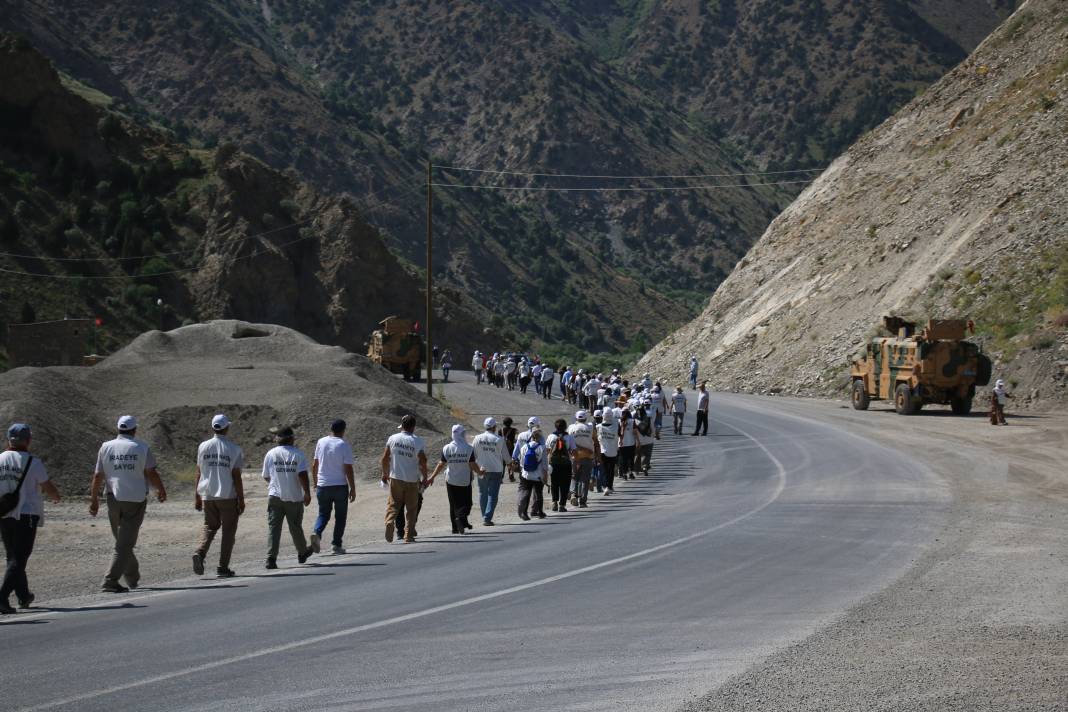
850, 316, 992, 415
367, 316, 422, 381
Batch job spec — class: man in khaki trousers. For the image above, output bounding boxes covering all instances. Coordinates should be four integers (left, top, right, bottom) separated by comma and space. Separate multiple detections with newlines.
90, 416, 167, 593
380, 415, 427, 544
193, 414, 245, 578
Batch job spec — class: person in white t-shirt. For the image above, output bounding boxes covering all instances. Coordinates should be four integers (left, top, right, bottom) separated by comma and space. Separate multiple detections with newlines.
472, 351, 484, 384
670, 386, 687, 435
0, 423, 60, 614
261, 426, 314, 569
90, 415, 166, 593
693, 382, 710, 436
428, 424, 484, 534
311, 419, 356, 555
472, 417, 509, 525
532, 363, 543, 395
380, 414, 428, 543
514, 427, 547, 520
567, 410, 599, 508
540, 364, 554, 399
596, 411, 619, 494
193, 414, 244, 578
618, 409, 641, 481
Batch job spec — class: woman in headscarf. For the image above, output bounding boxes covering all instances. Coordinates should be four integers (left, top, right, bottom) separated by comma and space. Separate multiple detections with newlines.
428, 424, 484, 533
990, 379, 1010, 425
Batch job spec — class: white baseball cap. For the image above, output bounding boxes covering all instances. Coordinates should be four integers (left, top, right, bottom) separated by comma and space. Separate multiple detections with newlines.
211, 414, 231, 431
527, 416, 540, 427
117, 415, 137, 432
484, 416, 497, 429
575, 410, 588, 422
593, 409, 603, 418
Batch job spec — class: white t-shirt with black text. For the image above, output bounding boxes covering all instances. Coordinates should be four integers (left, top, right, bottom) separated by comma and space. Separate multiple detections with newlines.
196, 435, 244, 500
387, 431, 426, 483
440, 441, 476, 486
0, 450, 48, 520
94, 434, 155, 503
262, 445, 309, 502
472, 431, 508, 474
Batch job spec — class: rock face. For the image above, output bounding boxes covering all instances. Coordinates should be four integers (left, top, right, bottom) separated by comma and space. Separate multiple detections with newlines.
638, 0, 1068, 409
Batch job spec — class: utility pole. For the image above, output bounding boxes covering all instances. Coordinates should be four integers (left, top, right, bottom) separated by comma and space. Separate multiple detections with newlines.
425, 159, 433, 397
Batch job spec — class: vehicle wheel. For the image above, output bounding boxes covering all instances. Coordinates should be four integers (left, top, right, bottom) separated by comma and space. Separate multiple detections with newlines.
950, 397, 972, 415
851, 380, 870, 410
894, 384, 915, 415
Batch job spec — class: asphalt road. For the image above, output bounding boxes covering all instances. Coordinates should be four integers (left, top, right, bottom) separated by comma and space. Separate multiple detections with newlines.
1, 373, 948, 712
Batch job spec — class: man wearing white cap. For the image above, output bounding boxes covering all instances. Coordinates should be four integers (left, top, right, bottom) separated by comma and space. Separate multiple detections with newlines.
597, 410, 620, 494
567, 410, 598, 508
472, 351, 484, 384
670, 386, 687, 435
472, 417, 509, 525
511, 416, 540, 467
193, 414, 244, 577
90, 415, 167, 592
429, 424, 484, 533
381, 414, 428, 543
514, 426, 547, 520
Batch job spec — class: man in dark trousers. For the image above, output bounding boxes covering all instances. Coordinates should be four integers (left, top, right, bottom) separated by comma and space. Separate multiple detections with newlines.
692, 382, 710, 436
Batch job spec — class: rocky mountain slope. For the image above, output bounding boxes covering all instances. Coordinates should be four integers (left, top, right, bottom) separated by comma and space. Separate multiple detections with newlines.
0, 35, 486, 361
638, 0, 1068, 409
0, 0, 1012, 352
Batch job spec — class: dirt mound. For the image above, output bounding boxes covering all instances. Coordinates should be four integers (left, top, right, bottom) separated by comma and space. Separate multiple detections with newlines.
0, 321, 452, 492
638, 0, 1068, 410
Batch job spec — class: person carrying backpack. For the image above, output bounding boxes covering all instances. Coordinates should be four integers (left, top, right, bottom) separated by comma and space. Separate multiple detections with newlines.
635, 401, 654, 476
514, 426, 547, 520
545, 419, 576, 512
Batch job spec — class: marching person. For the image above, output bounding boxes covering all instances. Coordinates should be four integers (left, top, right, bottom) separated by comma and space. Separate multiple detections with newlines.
472, 418, 509, 526
381, 414, 428, 543
635, 401, 655, 475
311, 419, 356, 555
261, 426, 314, 569
546, 419, 576, 512
90, 415, 166, 593
693, 382, 710, 436
540, 363, 554, 399
472, 351, 484, 385
514, 426, 547, 520
501, 417, 519, 482
441, 350, 453, 383
518, 359, 532, 394
428, 424, 484, 534
568, 410, 598, 508
532, 362, 543, 395
651, 384, 668, 439
1, 424, 59, 614
670, 386, 687, 435
618, 408, 641, 480
689, 356, 699, 390
596, 410, 619, 495
192, 414, 245, 578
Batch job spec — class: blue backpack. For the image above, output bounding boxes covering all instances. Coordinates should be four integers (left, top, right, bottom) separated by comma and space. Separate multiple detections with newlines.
522, 441, 542, 472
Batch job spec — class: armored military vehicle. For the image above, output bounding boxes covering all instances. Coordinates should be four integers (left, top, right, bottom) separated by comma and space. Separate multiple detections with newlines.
850, 316, 992, 415
367, 316, 422, 381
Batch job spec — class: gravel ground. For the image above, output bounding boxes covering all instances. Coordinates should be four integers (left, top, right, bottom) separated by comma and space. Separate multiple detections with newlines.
685, 396, 1068, 711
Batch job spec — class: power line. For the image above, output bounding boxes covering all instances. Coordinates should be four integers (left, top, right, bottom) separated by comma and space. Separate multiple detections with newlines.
428, 179, 814, 192
436, 165, 825, 180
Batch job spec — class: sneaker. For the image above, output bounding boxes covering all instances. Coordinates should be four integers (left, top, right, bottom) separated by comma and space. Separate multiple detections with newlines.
0, 601, 14, 615
192, 552, 205, 576
310, 533, 321, 553
551, 503, 559, 512
331, 545, 346, 555
124, 578, 139, 590
483, 519, 494, 526
535, 512, 547, 519
570, 495, 578, 506
265, 559, 278, 570
298, 548, 313, 564
17, 593, 34, 609
579, 501, 588, 508
519, 512, 531, 521
595, 486, 603, 493
559, 506, 567, 512
385, 522, 395, 543
464, 522, 473, 530
101, 581, 129, 593
217, 567, 236, 578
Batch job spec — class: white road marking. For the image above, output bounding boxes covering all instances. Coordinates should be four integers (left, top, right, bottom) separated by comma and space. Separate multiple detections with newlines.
20, 420, 787, 711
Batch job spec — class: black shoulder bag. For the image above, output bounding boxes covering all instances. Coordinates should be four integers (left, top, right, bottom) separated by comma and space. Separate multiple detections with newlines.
0, 455, 33, 517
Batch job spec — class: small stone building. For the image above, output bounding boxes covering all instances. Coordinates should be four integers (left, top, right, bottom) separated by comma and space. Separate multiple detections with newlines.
6, 319, 94, 367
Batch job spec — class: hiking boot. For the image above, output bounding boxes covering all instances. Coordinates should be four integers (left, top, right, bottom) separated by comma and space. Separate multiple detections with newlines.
331, 545, 346, 555
310, 533, 321, 553
483, 519, 494, 526
192, 552, 205, 576
124, 579, 139, 590
101, 581, 129, 593
265, 559, 278, 570
579, 501, 588, 508
558, 506, 567, 512
519, 512, 531, 521
17, 593, 34, 609
535, 512, 547, 519
217, 567, 236, 578
0, 600, 15, 615
298, 548, 313, 564
385, 522, 395, 543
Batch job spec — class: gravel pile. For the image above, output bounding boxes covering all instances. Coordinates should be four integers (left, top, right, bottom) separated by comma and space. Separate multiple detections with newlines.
0, 320, 451, 492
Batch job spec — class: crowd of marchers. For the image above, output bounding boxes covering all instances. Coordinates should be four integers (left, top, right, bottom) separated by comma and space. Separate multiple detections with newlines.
0, 355, 711, 615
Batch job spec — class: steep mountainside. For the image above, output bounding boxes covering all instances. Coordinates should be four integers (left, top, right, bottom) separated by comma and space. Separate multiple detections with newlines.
0, 0, 1011, 352
0, 35, 486, 361
638, 0, 1068, 409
